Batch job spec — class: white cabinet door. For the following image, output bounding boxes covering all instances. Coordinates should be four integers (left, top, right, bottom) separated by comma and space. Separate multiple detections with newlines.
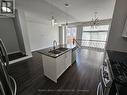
65, 50, 72, 69
42, 50, 72, 82
42, 55, 57, 82
72, 48, 77, 63
56, 54, 65, 78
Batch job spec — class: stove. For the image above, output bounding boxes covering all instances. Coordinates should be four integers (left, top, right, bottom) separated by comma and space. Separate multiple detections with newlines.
111, 60, 127, 86
97, 54, 113, 95
107, 50, 127, 95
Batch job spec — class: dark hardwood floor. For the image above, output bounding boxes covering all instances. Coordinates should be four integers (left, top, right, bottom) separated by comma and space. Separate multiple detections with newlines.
8, 49, 104, 95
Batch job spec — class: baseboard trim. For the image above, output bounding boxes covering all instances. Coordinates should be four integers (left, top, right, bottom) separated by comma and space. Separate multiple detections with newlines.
9, 55, 32, 64
31, 47, 45, 52
8, 51, 21, 55
8, 51, 26, 55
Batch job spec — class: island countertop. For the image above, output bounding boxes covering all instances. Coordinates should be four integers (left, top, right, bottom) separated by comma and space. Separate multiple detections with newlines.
37, 44, 77, 58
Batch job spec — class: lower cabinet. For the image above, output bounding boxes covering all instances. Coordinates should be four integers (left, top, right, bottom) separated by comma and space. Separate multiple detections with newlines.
56, 54, 65, 78
65, 51, 72, 69
42, 50, 72, 83
72, 48, 77, 63
42, 55, 57, 82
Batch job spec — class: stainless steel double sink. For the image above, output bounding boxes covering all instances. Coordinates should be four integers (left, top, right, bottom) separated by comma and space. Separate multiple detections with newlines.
48, 47, 69, 54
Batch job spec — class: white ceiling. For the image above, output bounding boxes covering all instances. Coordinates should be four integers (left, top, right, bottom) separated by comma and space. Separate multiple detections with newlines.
16, 0, 116, 24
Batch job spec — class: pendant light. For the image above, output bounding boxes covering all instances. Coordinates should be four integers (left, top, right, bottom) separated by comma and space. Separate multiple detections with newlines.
90, 11, 100, 28
51, 16, 55, 27
51, 16, 58, 27
64, 2, 69, 29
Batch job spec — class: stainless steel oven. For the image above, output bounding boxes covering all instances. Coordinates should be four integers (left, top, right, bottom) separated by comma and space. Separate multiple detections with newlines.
97, 56, 113, 95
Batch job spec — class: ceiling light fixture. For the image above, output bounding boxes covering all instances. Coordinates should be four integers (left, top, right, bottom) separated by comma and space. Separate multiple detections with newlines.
90, 12, 100, 28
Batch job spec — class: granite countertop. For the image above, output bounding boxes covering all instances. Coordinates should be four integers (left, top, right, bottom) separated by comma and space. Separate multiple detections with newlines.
106, 50, 127, 95
37, 44, 77, 58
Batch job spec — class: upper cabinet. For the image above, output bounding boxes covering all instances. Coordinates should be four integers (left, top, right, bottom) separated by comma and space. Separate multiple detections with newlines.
122, 17, 127, 37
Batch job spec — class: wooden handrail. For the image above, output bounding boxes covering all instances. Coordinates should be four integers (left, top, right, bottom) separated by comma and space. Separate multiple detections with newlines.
73, 38, 81, 48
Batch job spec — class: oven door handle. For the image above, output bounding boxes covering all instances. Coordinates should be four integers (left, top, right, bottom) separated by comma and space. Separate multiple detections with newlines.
97, 82, 103, 95
0, 81, 6, 95
100, 66, 107, 87
9, 76, 17, 95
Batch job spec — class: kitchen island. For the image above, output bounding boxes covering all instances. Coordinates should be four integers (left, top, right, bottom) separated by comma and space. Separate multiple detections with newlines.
38, 44, 77, 83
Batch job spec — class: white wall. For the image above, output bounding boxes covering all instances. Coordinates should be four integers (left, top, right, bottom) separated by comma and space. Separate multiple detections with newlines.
16, 9, 32, 56
0, 18, 20, 54
13, 10, 26, 54
27, 19, 59, 51
106, 0, 127, 52
16, 0, 59, 51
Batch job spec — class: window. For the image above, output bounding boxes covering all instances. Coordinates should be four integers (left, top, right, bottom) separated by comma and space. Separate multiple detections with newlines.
82, 25, 109, 49
83, 25, 109, 31
66, 27, 77, 44
82, 25, 109, 41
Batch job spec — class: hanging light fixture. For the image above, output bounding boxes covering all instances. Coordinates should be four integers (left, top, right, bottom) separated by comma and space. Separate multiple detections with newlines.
51, 16, 55, 27
51, 16, 58, 27
64, 2, 69, 28
90, 12, 100, 28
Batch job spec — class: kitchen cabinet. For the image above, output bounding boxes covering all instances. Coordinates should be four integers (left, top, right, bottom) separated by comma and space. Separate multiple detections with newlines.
42, 50, 72, 83
65, 51, 72, 69
56, 53, 66, 78
72, 48, 77, 63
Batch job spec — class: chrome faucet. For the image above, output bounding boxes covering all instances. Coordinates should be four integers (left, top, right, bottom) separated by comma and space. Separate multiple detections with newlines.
53, 40, 57, 49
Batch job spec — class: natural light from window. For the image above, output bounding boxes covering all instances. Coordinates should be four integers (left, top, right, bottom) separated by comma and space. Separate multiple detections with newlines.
66, 27, 77, 44
82, 25, 110, 49
83, 25, 109, 31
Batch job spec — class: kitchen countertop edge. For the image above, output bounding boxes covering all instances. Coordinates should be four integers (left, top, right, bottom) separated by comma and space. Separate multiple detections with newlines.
37, 44, 77, 58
